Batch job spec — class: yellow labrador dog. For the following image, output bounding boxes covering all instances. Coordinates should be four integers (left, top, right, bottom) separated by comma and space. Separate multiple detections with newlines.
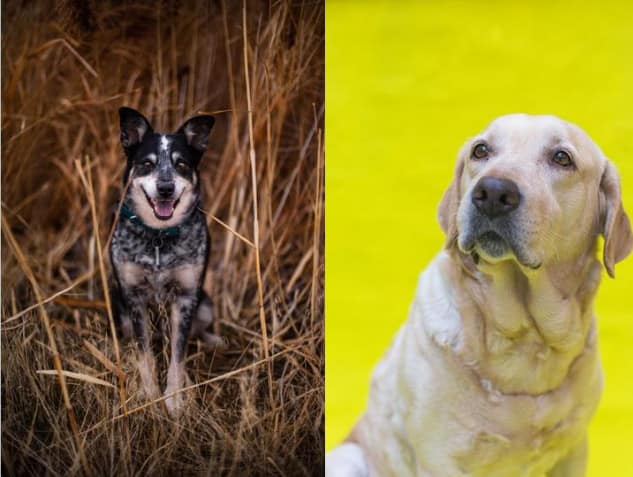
327, 114, 632, 477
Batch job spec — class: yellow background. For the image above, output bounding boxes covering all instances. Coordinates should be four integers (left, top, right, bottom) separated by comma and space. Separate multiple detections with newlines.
325, 1, 633, 474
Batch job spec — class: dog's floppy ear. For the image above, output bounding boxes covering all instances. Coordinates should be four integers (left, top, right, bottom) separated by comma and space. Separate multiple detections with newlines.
177, 115, 215, 153
600, 160, 633, 278
119, 107, 153, 151
438, 154, 465, 248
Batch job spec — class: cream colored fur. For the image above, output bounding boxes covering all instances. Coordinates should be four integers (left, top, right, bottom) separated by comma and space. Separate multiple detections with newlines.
326, 114, 632, 477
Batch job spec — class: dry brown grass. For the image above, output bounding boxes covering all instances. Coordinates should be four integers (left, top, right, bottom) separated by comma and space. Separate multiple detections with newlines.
1, 1, 324, 475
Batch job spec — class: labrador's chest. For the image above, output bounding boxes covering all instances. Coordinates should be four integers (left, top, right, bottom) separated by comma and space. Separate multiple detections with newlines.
363, 304, 602, 477
449, 386, 599, 477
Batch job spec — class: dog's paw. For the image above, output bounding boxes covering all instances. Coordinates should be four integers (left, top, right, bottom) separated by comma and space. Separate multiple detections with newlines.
164, 391, 186, 418
127, 365, 160, 403
141, 381, 161, 401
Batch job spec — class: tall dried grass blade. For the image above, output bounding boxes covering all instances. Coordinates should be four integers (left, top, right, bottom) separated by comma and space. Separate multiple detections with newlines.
197, 206, 255, 248
30, 38, 98, 78
311, 126, 323, 327
83, 340, 125, 381
36, 369, 115, 388
242, 0, 274, 406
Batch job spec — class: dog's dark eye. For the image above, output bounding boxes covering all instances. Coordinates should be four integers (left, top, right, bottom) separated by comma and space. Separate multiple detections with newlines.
472, 143, 489, 160
176, 161, 190, 173
142, 160, 155, 169
552, 150, 574, 168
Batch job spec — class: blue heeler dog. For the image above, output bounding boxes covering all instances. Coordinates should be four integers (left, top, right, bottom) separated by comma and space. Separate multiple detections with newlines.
110, 107, 223, 416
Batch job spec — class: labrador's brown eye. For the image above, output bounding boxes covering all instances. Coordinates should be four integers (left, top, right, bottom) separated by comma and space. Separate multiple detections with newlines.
472, 143, 489, 160
552, 150, 574, 168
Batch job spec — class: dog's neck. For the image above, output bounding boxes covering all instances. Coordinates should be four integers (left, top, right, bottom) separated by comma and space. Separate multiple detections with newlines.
449, 242, 602, 395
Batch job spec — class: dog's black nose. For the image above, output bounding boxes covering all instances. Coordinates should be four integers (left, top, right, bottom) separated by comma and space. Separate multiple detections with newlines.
157, 181, 175, 198
471, 176, 521, 218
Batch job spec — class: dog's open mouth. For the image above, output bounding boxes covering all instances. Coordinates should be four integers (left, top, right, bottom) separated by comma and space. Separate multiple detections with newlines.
142, 188, 181, 220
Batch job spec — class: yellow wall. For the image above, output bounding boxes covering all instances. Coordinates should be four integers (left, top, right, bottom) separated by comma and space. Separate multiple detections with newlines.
325, 1, 633, 474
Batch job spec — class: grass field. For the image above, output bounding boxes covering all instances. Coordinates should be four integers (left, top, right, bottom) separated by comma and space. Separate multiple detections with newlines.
2, 2, 323, 475
325, 1, 633, 474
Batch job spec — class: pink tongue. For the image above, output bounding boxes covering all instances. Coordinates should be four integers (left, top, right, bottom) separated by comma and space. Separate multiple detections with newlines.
154, 200, 175, 218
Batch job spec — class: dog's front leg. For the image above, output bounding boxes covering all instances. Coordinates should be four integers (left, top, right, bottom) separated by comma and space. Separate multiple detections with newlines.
164, 292, 198, 417
124, 291, 161, 401
326, 442, 370, 477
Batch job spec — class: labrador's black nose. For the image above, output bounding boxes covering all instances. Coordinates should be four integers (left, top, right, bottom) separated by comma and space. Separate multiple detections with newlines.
157, 181, 175, 198
471, 176, 521, 218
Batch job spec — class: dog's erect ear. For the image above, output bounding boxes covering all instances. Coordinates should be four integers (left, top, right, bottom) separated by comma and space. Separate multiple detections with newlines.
600, 160, 633, 278
176, 115, 215, 152
119, 107, 153, 150
438, 155, 465, 248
